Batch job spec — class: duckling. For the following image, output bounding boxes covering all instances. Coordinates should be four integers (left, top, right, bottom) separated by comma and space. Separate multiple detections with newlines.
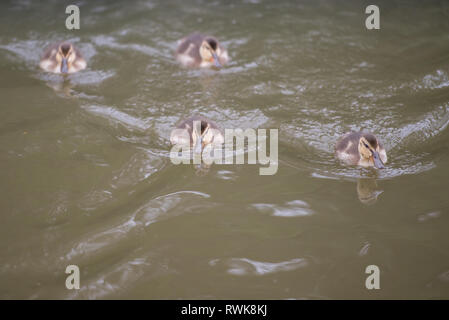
39, 42, 86, 74
176, 33, 229, 68
335, 131, 387, 169
170, 115, 224, 154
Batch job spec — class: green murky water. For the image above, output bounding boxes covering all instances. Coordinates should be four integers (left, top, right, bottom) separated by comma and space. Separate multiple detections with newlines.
0, 0, 448, 299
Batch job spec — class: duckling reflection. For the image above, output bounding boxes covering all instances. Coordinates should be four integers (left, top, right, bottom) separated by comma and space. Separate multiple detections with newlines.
40, 42, 86, 74
357, 177, 383, 205
335, 131, 387, 169
198, 72, 222, 100
45, 78, 75, 97
194, 162, 213, 177
170, 116, 224, 176
175, 33, 229, 68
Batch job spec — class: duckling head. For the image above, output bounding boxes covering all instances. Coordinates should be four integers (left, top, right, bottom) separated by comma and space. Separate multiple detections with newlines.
199, 38, 222, 68
56, 43, 75, 74
358, 134, 385, 169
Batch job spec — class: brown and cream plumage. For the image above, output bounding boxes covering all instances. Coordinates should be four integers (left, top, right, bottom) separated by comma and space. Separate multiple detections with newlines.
170, 115, 224, 153
335, 131, 387, 168
40, 42, 86, 74
175, 33, 229, 68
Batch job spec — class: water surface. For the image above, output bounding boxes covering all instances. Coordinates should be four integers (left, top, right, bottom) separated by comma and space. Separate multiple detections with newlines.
0, 0, 448, 299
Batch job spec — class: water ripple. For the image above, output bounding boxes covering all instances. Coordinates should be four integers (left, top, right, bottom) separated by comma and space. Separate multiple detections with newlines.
252, 200, 313, 217
210, 257, 307, 276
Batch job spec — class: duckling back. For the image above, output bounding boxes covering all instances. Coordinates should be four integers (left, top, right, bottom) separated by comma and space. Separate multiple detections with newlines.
176, 33, 203, 67
335, 131, 362, 165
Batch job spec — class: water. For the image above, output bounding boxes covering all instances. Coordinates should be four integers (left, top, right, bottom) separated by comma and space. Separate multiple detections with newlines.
0, 0, 448, 299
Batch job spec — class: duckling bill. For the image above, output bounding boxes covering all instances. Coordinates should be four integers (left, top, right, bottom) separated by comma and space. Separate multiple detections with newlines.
335, 131, 387, 169
176, 33, 229, 68
170, 116, 224, 154
39, 42, 86, 74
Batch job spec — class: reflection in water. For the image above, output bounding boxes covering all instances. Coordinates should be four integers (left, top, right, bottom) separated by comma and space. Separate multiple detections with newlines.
194, 162, 211, 176
45, 78, 75, 97
356, 177, 383, 205
198, 71, 223, 103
